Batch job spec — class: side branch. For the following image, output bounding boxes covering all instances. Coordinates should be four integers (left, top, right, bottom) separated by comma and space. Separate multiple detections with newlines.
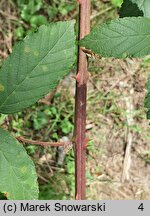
16, 136, 72, 147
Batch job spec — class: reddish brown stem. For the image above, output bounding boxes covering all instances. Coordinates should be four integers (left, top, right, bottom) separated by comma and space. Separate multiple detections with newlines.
74, 0, 91, 200
17, 136, 71, 147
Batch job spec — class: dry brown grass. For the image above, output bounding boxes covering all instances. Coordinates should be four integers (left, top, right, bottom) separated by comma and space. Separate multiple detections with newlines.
0, 0, 20, 65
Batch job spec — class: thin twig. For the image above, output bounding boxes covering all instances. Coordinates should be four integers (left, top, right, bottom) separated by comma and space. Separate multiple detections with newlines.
38, 174, 49, 183
121, 89, 134, 182
90, 7, 112, 20
16, 136, 72, 147
119, 61, 134, 182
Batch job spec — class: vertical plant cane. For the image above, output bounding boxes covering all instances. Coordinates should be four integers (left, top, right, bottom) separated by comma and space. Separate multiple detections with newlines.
74, 0, 91, 200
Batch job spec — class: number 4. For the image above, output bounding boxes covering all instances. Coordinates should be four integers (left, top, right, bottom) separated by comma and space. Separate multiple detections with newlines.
138, 203, 144, 211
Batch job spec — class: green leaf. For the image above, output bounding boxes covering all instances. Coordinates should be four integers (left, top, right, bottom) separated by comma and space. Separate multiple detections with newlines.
0, 128, 38, 199
119, 0, 143, 17
0, 21, 75, 114
145, 76, 150, 119
15, 26, 25, 38
30, 15, 48, 27
111, 0, 123, 7
17, 0, 43, 22
119, 0, 150, 18
80, 17, 150, 58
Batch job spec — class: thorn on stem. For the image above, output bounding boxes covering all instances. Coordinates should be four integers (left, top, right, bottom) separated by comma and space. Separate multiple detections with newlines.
76, 193, 79, 200
71, 74, 81, 83
76, 73, 81, 83
83, 138, 89, 150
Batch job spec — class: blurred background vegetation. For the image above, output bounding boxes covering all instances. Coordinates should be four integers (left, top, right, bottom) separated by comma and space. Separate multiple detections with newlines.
1, 0, 150, 200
